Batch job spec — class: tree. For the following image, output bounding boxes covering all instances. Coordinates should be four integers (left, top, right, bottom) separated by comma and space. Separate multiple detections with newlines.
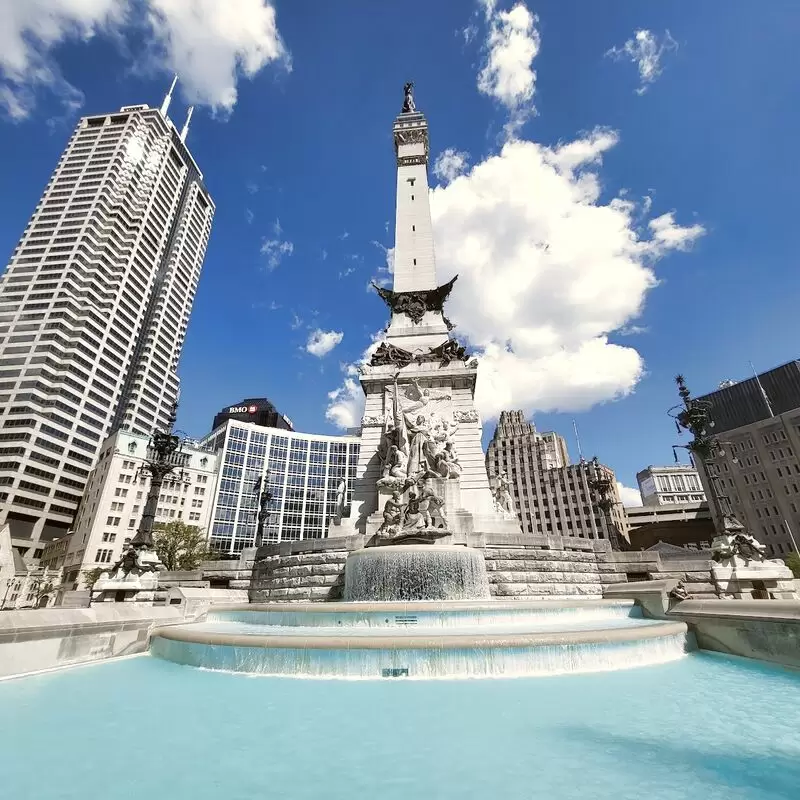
153, 521, 210, 571
785, 551, 800, 579
82, 566, 106, 589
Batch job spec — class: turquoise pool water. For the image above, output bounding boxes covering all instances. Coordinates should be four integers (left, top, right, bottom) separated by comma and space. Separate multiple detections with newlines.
2, 652, 799, 799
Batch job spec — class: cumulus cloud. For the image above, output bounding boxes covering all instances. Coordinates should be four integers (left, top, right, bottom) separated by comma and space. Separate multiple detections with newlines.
260, 236, 293, 270
617, 482, 643, 507
605, 29, 678, 95
306, 329, 344, 358
0, 0, 289, 120
477, 0, 540, 129
427, 131, 704, 420
433, 148, 470, 183
325, 336, 384, 428
326, 126, 704, 428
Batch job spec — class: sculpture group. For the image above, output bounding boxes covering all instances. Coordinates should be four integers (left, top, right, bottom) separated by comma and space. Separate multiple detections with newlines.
377, 483, 449, 543
377, 377, 462, 487
372, 377, 461, 543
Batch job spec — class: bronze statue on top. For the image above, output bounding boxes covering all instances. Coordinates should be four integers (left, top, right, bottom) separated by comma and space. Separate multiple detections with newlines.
402, 82, 416, 113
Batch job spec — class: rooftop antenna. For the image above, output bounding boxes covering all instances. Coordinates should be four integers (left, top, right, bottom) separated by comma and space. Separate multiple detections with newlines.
160, 74, 178, 117
572, 419, 584, 463
180, 106, 194, 142
749, 360, 774, 417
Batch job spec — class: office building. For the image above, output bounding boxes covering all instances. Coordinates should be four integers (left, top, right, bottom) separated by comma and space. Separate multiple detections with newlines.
691, 360, 800, 557
637, 465, 706, 506
486, 411, 628, 545
211, 397, 293, 433
0, 83, 214, 562
40, 428, 219, 589
202, 419, 360, 554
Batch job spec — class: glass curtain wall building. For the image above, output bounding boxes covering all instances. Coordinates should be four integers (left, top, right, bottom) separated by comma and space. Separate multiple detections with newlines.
201, 420, 360, 554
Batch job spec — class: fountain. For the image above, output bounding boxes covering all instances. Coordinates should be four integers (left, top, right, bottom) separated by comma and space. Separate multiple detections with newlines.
343, 545, 490, 601
149, 82, 695, 679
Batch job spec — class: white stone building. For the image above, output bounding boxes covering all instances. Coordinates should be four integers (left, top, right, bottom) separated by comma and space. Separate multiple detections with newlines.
0, 522, 59, 609
636, 465, 706, 506
0, 85, 214, 563
41, 429, 219, 589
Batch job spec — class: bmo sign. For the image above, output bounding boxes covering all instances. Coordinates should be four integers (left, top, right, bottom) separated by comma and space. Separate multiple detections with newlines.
229, 405, 258, 414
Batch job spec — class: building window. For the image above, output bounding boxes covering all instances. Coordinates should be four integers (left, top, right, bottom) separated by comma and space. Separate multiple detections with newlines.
102, 532, 116, 542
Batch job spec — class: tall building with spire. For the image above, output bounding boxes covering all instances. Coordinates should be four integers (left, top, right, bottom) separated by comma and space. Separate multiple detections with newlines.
332, 83, 519, 541
0, 81, 214, 562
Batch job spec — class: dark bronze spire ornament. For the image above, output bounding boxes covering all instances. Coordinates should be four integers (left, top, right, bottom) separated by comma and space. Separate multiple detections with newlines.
669, 374, 742, 532
130, 402, 188, 550
402, 81, 416, 113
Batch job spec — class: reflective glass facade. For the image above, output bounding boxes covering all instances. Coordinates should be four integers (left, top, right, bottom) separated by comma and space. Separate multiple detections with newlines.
202, 420, 360, 554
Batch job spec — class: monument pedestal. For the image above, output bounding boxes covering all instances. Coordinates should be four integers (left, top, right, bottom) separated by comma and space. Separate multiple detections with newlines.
711, 556, 798, 599
91, 547, 165, 605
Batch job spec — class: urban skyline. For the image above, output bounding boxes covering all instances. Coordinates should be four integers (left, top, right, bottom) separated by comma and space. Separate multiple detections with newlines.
0, 2, 798, 522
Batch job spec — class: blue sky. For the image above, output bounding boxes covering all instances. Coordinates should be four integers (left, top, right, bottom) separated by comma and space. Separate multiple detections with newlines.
1, 1, 798, 503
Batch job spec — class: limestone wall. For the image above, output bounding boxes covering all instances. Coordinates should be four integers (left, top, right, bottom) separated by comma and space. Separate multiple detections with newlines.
668, 599, 800, 669
0, 605, 191, 679
605, 550, 715, 597
249, 535, 364, 602
249, 533, 724, 604
484, 547, 603, 598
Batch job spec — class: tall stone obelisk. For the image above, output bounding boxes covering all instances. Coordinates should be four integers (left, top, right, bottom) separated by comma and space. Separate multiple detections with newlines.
331, 83, 519, 542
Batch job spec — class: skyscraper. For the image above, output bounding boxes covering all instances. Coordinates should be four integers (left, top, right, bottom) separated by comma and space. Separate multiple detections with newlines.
0, 83, 214, 562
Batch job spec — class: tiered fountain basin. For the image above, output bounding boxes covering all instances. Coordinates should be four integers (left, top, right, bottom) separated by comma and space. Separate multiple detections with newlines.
150, 599, 692, 679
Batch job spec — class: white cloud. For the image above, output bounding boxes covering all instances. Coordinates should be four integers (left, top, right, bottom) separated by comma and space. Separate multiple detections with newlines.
260, 236, 293, 270
368, 240, 395, 289
321, 248, 328, 261
617, 482, 643, 507
306, 329, 344, 358
338, 231, 350, 240
290, 312, 303, 330
325, 14, 703, 431
0, 0, 289, 120
605, 29, 678, 95
477, 1, 540, 129
245, 208, 254, 224
461, 24, 478, 45
327, 125, 704, 429
424, 131, 704, 420
325, 336, 384, 428
433, 148, 470, 183
339, 266, 355, 279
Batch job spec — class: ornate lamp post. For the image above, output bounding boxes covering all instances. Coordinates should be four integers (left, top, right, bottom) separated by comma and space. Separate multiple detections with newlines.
585, 456, 624, 550
130, 402, 189, 555
253, 474, 274, 549
669, 374, 743, 536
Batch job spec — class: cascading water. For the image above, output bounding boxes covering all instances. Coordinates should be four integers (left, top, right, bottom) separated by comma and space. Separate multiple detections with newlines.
150, 599, 695, 679
343, 545, 491, 601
